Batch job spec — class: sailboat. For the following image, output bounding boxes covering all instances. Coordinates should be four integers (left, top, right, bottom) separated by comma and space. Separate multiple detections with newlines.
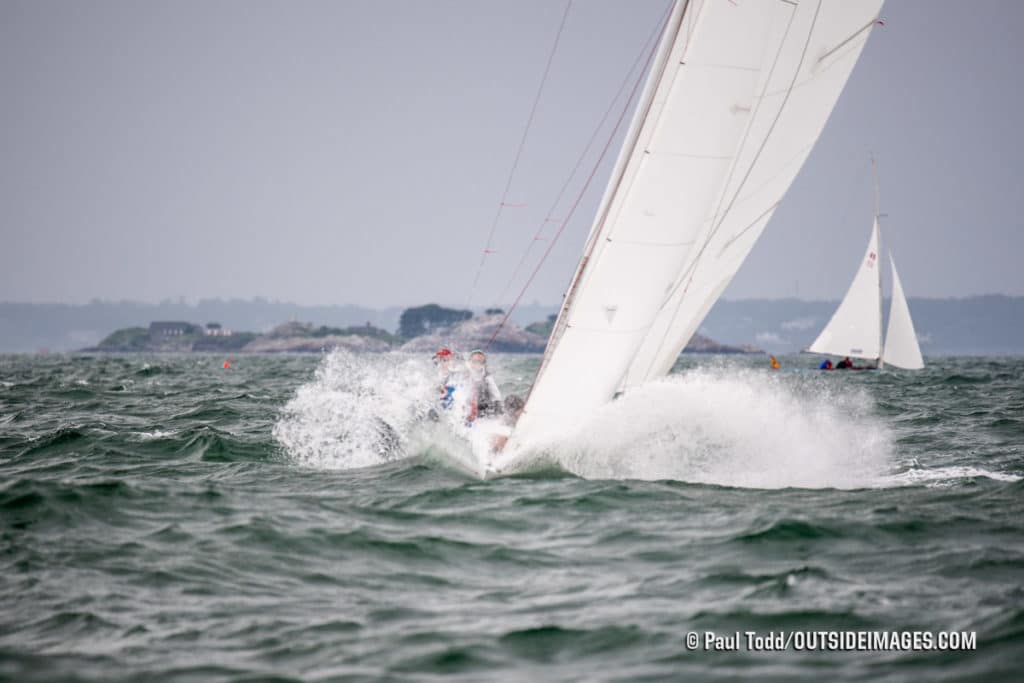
478, 0, 885, 477
806, 160, 924, 370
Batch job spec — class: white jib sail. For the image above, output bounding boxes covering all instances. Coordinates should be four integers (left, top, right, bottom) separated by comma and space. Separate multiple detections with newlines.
806, 217, 883, 361
882, 254, 924, 369
509, 0, 884, 451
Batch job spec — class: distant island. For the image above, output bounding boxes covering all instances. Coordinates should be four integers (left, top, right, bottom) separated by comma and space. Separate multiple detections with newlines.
82, 304, 762, 355
7, 296, 1023, 355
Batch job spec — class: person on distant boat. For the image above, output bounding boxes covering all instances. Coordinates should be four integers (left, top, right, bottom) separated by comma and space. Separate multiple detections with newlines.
819, 359, 834, 370
465, 349, 502, 424
835, 356, 864, 370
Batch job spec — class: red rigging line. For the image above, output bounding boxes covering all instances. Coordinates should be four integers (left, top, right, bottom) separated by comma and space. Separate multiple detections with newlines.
465, 0, 574, 308
485, 2, 675, 351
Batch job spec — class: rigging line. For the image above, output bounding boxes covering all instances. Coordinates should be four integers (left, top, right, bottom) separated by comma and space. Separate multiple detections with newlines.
465, 0, 574, 309
491, 2, 669, 309
485, 1, 678, 351
642, 0, 824, 381
543, 0, 687, 356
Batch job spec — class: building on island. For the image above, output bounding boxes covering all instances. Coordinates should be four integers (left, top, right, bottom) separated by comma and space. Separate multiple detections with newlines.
204, 322, 232, 337
149, 321, 195, 341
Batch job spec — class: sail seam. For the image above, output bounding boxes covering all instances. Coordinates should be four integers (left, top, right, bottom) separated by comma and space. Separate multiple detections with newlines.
643, 0, 827, 382
691, 63, 762, 72
718, 201, 780, 253
636, 1, 809, 381
817, 16, 879, 65
654, 152, 733, 160
609, 239, 695, 247
567, 323, 655, 334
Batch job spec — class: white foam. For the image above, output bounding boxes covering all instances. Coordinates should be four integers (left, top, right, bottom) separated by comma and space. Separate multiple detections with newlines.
883, 465, 1021, 487
281, 356, 1003, 490
137, 429, 176, 440
517, 366, 896, 489
273, 350, 437, 470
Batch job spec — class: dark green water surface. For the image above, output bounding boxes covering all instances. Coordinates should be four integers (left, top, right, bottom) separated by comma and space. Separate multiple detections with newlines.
1, 353, 1021, 681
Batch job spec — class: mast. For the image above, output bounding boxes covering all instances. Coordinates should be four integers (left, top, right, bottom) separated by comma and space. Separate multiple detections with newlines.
873, 155, 884, 370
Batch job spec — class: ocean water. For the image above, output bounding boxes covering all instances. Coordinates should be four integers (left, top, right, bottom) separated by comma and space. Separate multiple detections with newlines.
1, 352, 1021, 682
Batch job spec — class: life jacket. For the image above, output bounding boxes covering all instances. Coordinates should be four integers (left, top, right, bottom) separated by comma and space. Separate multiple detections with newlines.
436, 369, 457, 410
439, 383, 456, 409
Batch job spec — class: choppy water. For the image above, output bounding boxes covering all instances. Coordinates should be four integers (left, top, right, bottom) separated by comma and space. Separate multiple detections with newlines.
1, 352, 1021, 682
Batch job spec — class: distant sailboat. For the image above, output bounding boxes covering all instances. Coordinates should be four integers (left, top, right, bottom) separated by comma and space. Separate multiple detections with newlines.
807, 159, 924, 369
481, 0, 885, 474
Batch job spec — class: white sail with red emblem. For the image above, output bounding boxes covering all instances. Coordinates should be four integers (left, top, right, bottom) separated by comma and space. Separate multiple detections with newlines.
807, 218, 884, 361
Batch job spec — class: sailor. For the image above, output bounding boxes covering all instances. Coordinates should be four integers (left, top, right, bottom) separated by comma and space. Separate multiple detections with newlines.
836, 356, 853, 369
465, 349, 502, 423
433, 347, 458, 410
819, 359, 834, 370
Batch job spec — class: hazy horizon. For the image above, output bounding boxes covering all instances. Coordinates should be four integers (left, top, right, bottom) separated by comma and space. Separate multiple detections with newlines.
4, 291, 1024, 310
3, 1, 1023, 308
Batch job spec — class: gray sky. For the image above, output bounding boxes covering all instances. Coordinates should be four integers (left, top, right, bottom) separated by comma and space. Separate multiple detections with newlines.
2, 0, 1022, 308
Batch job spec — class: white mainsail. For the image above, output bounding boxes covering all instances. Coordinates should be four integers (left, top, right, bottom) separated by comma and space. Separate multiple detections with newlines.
882, 254, 924, 369
806, 218, 883, 360
507, 0, 884, 450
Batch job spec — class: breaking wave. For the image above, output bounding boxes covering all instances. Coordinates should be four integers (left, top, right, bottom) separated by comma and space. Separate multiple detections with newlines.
275, 353, 904, 489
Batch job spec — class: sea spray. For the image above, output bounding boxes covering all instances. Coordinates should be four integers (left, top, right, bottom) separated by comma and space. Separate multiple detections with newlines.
275, 350, 534, 473
544, 366, 895, 488
277, 353, 898, 487
273, 350, 437, 470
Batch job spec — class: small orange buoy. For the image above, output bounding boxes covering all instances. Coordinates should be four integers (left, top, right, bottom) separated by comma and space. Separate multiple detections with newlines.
223, 360, 231, 369
769, 355, 780, 370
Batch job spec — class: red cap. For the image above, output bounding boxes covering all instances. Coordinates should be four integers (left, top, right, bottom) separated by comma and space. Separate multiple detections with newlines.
434, 348, 453, 359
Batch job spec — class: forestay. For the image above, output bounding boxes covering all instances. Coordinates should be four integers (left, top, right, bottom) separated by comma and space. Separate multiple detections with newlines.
509, 0, 885, 449
806, 218, 883, 361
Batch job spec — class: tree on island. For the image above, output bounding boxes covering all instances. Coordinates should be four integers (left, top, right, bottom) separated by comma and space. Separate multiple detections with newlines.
398, 304, 473, 339
526, 313, 558, 339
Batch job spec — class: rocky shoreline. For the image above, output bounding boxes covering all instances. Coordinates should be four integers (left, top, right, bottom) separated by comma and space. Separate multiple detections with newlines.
84, 314, 762, 355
